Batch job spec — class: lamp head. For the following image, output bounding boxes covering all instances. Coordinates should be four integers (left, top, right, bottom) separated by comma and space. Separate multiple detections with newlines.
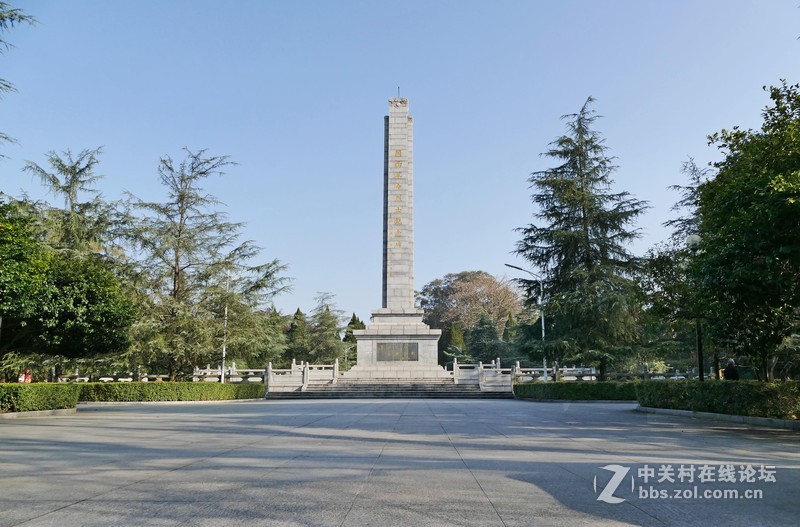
686, 234, 702, 252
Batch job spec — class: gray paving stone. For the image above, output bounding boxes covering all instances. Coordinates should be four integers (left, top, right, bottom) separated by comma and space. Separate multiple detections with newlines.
1, 399, 798, 526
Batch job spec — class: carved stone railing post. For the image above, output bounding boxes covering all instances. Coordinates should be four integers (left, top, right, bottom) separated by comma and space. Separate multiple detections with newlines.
512, 361, 522, 394
302, 363, 309, 391
453, 357, 459, 385
266, 362, 272, 393
333, 358, 339, 384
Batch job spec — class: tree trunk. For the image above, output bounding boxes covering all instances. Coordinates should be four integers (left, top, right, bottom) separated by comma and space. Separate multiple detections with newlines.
767, 356, 778, 382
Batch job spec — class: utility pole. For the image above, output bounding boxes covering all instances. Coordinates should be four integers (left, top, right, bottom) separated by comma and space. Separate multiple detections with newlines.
221, 272, 230, 384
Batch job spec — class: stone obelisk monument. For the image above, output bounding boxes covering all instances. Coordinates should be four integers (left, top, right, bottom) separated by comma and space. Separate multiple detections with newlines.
347, 98, 444, 380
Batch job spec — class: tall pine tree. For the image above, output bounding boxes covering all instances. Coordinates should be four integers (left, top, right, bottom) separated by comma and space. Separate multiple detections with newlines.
24, 147, 116, 253
286, 308, 311, 363
307, 293, 345, 364
123, 148, 289, 377
515, 97, 647, 378
342, 313, 365, 369
0, 2, 35, 154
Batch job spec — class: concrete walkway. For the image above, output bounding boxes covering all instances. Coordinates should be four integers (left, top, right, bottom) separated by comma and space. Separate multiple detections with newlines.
0, 399, 798, 526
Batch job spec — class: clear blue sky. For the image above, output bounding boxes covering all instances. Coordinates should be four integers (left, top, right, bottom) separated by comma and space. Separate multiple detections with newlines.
3, 0, 799, 321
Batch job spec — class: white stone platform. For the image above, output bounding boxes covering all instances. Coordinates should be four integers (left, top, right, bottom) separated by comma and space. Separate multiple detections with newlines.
341, 363, 451, 380
350, 308, 442, 380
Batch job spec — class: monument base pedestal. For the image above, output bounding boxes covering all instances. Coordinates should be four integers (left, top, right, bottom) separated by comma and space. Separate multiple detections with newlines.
345, 308, 444, 381
341, 363, 451, 381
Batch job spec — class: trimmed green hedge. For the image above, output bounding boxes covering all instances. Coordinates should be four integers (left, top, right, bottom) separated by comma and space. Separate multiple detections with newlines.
78, 382, 266, 402
514, 381, 637, 401
0, 384, 82, 413
635, 380, 800, 420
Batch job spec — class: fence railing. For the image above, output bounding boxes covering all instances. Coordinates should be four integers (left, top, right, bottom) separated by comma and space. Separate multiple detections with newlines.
56, 359, 603, 393
56, 370, 170, 383
451, 358, 597, 391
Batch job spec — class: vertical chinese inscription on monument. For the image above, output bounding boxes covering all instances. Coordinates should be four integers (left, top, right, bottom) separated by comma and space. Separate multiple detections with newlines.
382, 97, 415, 310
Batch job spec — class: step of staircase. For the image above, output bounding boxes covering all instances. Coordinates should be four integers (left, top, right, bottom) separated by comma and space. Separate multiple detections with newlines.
335, 378, 456, 385
265, 382, 514, 399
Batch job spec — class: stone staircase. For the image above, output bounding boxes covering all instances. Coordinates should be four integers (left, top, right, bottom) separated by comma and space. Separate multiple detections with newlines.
265, 379, 513, 399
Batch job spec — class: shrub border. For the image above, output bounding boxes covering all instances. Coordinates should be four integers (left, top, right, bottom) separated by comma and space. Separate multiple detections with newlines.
0, 383, 82, 413
636, 406, 800, 431
1, 381, 266, 414
78, 382, 266, 402
634, 380, 799, 420
514, 381, 637, 401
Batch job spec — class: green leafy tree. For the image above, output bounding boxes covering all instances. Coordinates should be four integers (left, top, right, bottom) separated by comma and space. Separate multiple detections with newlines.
0, 2, 35, 154
418, 271, 520, 332
0, 201, 48, 356
418, 274, 464, 329
342, 313, 365, 369
260, 308, 291, 366
214, 293, 287, 369
23, 148, 118, 253
342, 313, 365, 344
417, 270, 521, 363
514, 97, 648, 379
502, 313, 516, 342
638, 244, 701, 373
307, 293, 345, 364
286, 308, 311, 363
638, 159, 716, 378
664, 158, 709, 244
33, 253, 137, 358
1, 202, 136, 377
511, 314, 546, 366
465, 315, 509, 364
694, 81, 800, 380
440, 323, 468, 365
123, 148, 289, 377
448, 323, 465, 351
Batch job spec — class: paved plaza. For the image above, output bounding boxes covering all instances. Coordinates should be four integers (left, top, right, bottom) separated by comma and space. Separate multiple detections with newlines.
0, 399, 798, 526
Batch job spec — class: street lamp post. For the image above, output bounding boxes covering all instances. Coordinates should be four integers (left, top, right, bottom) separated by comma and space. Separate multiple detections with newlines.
686, 235, 704, 382
220, 271, 231, 384
505, 263, 548, 381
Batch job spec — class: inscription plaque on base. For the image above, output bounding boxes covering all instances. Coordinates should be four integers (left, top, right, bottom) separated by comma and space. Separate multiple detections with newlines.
377, 342, 419, 361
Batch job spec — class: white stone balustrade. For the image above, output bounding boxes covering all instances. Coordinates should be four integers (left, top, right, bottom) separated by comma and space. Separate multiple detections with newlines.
55, 361, 597, 392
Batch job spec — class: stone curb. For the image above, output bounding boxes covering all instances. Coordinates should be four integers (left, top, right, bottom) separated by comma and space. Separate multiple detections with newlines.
514, 398, 637, 403
636, 406, 800, 431
78, 398, 266, 408
0, 408, 77, 419
1, 399, 267, 418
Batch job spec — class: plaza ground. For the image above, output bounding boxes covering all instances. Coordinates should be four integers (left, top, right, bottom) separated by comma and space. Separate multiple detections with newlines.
0, 399, 798, 526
